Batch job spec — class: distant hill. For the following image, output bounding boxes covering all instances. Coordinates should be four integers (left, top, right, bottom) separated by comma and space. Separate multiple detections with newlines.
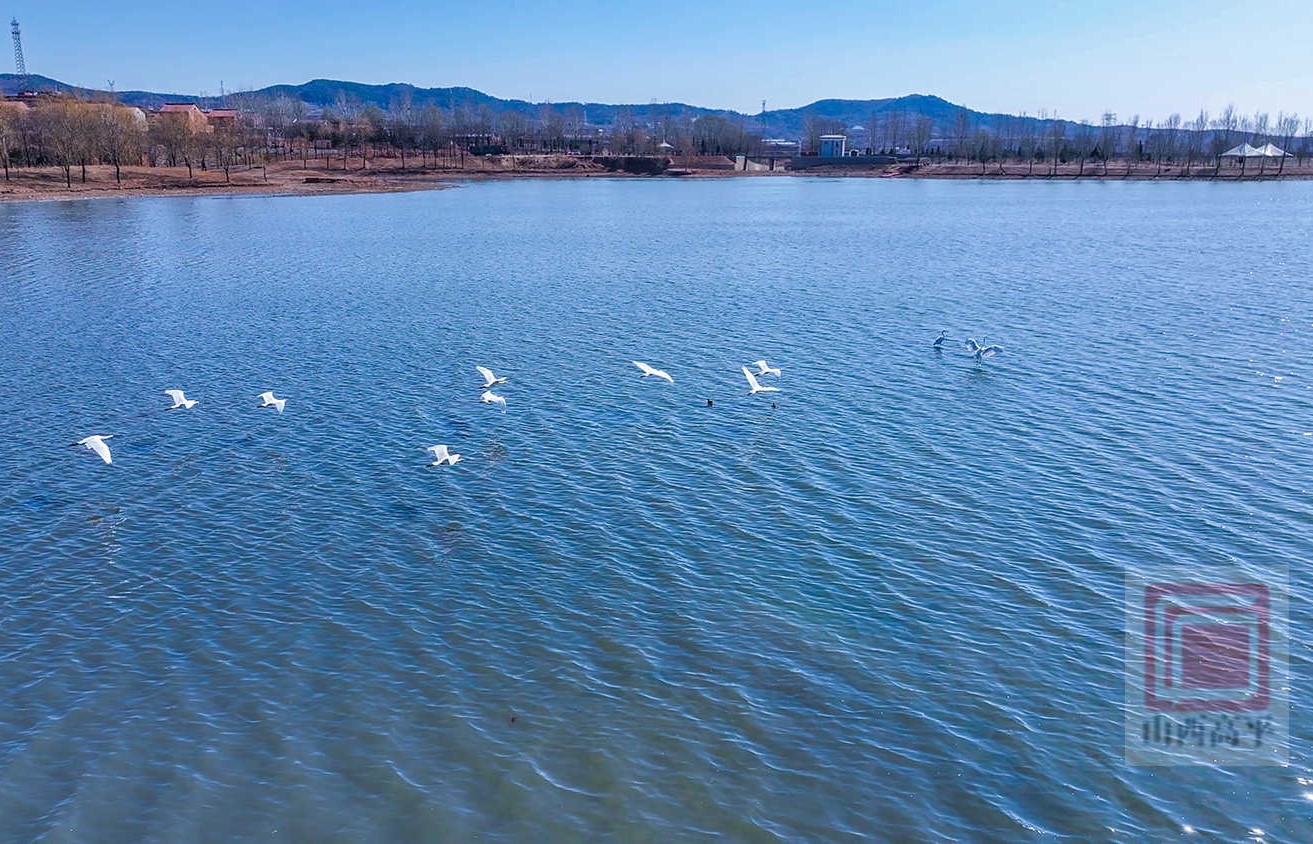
0, 73, 1070, 140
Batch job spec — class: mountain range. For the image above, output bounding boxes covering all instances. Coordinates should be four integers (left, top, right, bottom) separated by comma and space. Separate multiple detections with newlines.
1, 73, 1058, 139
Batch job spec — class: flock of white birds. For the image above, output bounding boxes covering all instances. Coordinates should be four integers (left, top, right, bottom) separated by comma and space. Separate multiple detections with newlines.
70, 333, 1001, 467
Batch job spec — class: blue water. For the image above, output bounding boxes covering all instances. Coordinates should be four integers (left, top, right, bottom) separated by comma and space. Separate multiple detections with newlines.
2, 178, 1311, 841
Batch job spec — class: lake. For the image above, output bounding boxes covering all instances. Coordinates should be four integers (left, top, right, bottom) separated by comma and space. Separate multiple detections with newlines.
1, 177, 1310, 840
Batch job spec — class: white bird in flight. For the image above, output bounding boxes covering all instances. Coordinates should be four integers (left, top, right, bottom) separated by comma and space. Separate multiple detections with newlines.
426, 444, 462, 466
750, 360, 782, 377
633, 361, 674, 382
72, 435, 114, 464
164, 389, 198, 410
257, 391, 287, 413
742, 366, 780, 395
481, 390, 507, 409
964, 338, 1004, 363
477, 366, 507, 388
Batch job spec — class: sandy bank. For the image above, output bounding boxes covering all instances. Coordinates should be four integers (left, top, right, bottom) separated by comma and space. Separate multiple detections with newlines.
3, 155, 1310, 203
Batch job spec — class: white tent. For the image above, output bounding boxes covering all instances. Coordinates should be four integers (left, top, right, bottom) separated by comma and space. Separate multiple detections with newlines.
1221, 143, 1261, 158
1221, 142, 1287, 158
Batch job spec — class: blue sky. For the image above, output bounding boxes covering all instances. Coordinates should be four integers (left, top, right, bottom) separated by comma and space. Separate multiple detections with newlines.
10, 0, 1313, 121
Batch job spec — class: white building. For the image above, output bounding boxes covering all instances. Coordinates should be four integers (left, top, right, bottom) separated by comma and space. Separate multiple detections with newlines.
818, 134, 847, 157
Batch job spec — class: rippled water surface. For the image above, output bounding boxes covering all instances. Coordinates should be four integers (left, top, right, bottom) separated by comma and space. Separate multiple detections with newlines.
2, 178, 1312, 841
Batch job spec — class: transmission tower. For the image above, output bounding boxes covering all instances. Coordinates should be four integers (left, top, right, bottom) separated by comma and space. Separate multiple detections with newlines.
11, 18, 28, 93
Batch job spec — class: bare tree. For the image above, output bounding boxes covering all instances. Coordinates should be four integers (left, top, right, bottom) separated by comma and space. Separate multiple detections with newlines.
539, 105, 564, 153
1160, 113, 1181, 176
67, 102, 100, 183
1121, 115, 1140, 176
1252, 111, 1269, 141
801, 112, 843, 156
416, 105, 445, 167
0, 108, 15, 180
38, 99, 86, 187
1184, 109, 1208, 176
1073, 121, 1096, 176
1096, 112, 1116, 175
1016, 114, 1038, 175
970, 129, 989, 174
563, 105, 586, 150
881, 108, 905, 153
1044, 113, 1065, 176
611, 107, 652, 155
1252, 111, 1271, 173
210, 121, 242, 183
97, 104, 145, 185
151, 112, 198, 177
1275, 111, 1299, 174
909, 115, 932, 162
1218, 104, 1238, 148
261, 94, 301, 159
498, 110, 528, 157
1235, 114, 1255, 176
952, 107, 971, 161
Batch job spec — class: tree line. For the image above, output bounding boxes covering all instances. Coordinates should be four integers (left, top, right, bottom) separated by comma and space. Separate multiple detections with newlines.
0, 98, 148, 185
808, 105, 1313, 175
3, 91, 1312, 181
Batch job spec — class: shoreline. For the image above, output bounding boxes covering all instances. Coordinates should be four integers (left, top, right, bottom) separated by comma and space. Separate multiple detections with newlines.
3, 158, 1310, 203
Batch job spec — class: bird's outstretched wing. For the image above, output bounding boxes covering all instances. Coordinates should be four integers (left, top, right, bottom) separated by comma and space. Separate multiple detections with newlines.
87, 437, 112, 464
633, 361, 654, 376
165, 389, 186, 404
963, 339, 980, 353
743, 366, 762, 391
258, 391, 276, 404
427, 445, 450, 461
981, 346, 1002, 358
476, 366, 497, 385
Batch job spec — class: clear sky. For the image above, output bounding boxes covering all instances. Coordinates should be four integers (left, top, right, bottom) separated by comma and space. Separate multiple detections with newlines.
10, 0, 1313, 122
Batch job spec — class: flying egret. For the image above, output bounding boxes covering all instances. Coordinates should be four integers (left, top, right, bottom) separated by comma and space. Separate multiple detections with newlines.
164, 389, 198, 410
477, 366, 507, 388
933, 330, 949, 348
481, 390, 507, 410
964, 339, 1004, 363
751, 360, 782, 377
633, 361, 674, 383
426, 444, 462, 466
742, 366, 780, 395
257, 391, 287, 413
72, 435, 114, 464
